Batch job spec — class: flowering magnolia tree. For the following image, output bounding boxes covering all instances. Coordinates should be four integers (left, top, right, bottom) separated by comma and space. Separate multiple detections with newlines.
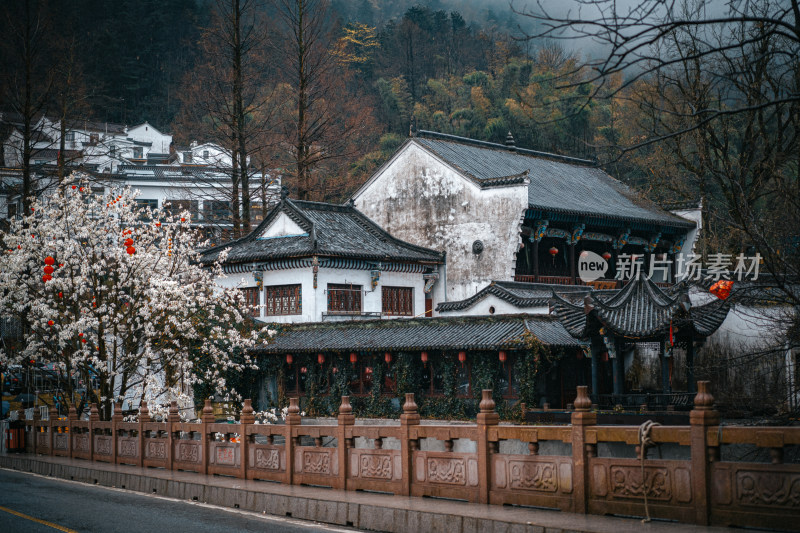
0, 176, 262, 418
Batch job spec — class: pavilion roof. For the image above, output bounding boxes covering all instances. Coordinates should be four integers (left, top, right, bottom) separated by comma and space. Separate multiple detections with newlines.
550, 275, 730, 341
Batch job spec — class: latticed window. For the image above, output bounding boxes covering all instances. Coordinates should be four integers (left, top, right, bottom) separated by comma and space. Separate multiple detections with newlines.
240, 287, 260, 317
265, 284, 302, 316
327, 284, 362, 314
382, 286, 413, 316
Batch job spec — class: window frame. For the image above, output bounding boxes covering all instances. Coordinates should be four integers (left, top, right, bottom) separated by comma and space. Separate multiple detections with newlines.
264, 284, 302, 316
327, 283, 362, 315
382, 286, 414, 316
239, 287, 260, 318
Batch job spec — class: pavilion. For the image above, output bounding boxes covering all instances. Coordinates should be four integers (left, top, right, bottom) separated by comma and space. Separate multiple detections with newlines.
550, 274, 730, 404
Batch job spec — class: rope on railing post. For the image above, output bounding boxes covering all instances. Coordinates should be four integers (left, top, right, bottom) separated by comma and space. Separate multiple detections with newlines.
638, 419, 661, 522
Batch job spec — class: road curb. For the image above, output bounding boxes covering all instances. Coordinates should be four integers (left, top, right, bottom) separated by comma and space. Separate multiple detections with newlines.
0, 454, 737, 533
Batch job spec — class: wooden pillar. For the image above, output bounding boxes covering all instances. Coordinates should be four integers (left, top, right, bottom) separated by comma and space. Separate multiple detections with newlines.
68, 405, 77, 459
476, 390, 499, 504
533, 240, 539, 282
399, 393, 420, 496
660, 341, 671, 394
590, 339, 601, 403
686, 341, 696, 394
571, 386, 596, 515
569, 243, 576, 283
612, 340, 624, 397
48, 405, 57, 456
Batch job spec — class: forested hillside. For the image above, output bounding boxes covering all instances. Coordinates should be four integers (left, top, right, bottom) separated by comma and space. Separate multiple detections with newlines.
2, 0, 796, 267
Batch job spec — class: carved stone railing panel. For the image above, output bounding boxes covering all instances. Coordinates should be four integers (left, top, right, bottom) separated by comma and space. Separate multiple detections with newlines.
94, 435, 113, 457
710, 463, 800, 530
117, 437, 138, 459
143, 438, 168, 462
294, 446, 338, 479
489, 454, 575, 511
53, 433, 69, 451
249, 444, 285, 472
347, 447, 403, 490
72, 433, 90, 457
588, 458, 694, 522
207, 439, 239, 474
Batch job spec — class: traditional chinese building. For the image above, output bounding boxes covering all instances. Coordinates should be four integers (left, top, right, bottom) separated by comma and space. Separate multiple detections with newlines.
199, 191, 445, 323
550, 274, 730, 406
352, 129, 698, 302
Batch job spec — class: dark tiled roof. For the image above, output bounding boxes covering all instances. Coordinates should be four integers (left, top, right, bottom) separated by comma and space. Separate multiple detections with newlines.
199, 199, 444, 265
550, 275, 729, 340
413, 131, 693, 228
437, 280, 589, 312
116, 164, 235, 181
252, 315, 584, 354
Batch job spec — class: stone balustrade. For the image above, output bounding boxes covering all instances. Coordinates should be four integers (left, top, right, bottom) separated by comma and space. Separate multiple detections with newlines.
14, 382, 800, 530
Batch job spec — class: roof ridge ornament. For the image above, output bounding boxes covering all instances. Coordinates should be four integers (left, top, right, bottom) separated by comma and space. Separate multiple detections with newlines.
505, 131, 516, 150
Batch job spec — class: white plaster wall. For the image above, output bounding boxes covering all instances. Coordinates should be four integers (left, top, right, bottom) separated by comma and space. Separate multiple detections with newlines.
214, 267, 430, 324
437, 293, 549, 317
126, 123, 173, 153
354, 142, 529, 302
671, 205, 701, 278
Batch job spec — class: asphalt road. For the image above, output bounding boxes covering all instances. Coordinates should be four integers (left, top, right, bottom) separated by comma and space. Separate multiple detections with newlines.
0, 468, 359, 533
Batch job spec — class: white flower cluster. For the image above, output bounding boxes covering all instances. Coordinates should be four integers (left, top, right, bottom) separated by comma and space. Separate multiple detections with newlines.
0, 174, 274, 417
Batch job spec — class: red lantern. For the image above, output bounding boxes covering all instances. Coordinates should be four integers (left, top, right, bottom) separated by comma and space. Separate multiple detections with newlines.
124, 238, 134, 246
181, 217, 186, 223
421, 351, 428, 366
126, 246, 136, 255
42, 274, 52, 283
300, 366, 307, 374
44, 256, 55, 265
602, 251, 612, 261
709, 280, 733, 300
286, 354, 293, 365
499, 351, 507, 363
384, 352, 392, 365
80, 337, 87, 344
350, 352, 357, 364
317, 353, 325, 365
44, 265, 54, 275
78, 332, 83, 337
549, 246, 559, 256
47, 320, 54, 326
58, 292, 63, 298
458, 351, 466, 367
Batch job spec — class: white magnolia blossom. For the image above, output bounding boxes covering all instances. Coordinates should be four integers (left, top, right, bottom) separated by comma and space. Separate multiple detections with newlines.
0, 175, 268, 416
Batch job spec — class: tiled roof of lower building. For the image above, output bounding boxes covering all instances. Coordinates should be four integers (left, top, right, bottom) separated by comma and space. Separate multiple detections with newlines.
252, 315, 585, 354
437, 280, 590, 312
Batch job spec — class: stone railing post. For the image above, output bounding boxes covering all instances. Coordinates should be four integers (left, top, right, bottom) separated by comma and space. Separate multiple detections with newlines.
476, 390, 499, 504
201, 398, 215, 475
571, 386, 596, 514
690, 381, 718, 525
285, 398, 301, 486
240, 399, 255, 479
89, 402, 99, 460
338, 396, 355, 491
48, 405, 58, 455
68, 405, 77, 458
112, 402, 123, 464
399, 393, 420, 496
167, 400, 179, 470
138, 401, 149, 467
